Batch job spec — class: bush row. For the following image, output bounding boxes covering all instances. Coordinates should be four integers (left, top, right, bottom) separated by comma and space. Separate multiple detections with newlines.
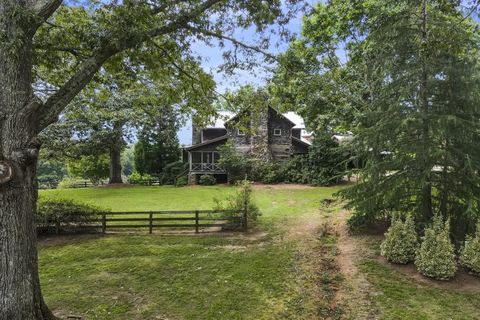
36, 198, 107, 235
381, 215, 480, 280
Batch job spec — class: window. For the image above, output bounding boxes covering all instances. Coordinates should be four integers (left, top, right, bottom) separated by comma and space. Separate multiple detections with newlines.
274, 129, 282, 136
237, 129, 245, 136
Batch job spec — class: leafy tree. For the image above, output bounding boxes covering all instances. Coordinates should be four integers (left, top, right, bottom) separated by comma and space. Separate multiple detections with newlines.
37, 158, 67, 182
275, 1, 480, 240
0, 1, 303, 316
134, 105, 181, 177
40, 52, 214, 184
217, 141, 250, 183
121, 145, 135, 177
66, 154, 110, 184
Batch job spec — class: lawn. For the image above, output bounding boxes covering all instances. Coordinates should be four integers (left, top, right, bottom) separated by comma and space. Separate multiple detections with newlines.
38, 185, 480, 320
39, 185, 340, 319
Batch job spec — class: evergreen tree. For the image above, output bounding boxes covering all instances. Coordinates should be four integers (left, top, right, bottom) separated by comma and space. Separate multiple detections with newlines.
460, 223, 480, 275
134, 107, 181, 177
381, 215, 418, 264
276, 0, 480, 240
415, 215, 457, 280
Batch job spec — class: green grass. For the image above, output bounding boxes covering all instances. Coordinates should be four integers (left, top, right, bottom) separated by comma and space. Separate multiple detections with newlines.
359, 260, 480, 320
39, 185, 340, 319
39, 185, 480, 319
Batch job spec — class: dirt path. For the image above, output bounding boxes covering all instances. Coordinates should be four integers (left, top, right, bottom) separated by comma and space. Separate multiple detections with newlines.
333, 210, 379, 320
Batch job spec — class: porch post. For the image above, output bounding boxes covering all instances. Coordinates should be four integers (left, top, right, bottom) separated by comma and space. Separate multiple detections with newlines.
188, 151, 192, 172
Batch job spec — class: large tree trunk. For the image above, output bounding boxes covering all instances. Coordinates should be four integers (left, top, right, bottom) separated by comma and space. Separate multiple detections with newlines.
108, 123, 124, 184
0, 2, 54, 318
0, 159, 54, 320
109, 146, 123, 184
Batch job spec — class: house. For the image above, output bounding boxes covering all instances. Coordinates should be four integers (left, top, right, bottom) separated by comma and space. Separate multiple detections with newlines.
184, 107, 311, 183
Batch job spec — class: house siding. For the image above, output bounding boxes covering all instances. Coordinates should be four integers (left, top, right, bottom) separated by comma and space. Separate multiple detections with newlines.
202, 128, 227, 142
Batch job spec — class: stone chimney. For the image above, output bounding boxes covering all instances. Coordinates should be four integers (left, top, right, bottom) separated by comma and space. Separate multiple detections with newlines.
250, 107, 272, 162
191, 124, 201, 145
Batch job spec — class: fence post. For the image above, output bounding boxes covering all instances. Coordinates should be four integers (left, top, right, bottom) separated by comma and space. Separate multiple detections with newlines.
149, 212, 153, 234
243, 207, 248, 231
84, 181, 87, 188
195, 210, 199, 234
102, 213, 106, 234
55, 219, 60, 235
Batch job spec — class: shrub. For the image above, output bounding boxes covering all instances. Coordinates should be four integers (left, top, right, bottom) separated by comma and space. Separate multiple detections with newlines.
380, 215, 418, 264
213, 179, 261, 229
415, 215, 457, 280
36, 198, 107, 234
460, 223, 480, 275
57, 177, 85, 189
199, 174, 217, 185
217, 141, 251, 183
128, 170, 153, 183
175, 175, 188, 187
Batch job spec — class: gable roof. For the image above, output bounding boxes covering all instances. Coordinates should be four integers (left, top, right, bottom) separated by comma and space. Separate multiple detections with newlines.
185, 135, 228, 151
203, 108, 305, 130
205, 111, 235, 129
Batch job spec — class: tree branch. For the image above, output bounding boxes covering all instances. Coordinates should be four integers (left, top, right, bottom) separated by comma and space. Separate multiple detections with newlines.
37, 0, 223, 131
185, 26, 278, 62
32, 0, 63, 23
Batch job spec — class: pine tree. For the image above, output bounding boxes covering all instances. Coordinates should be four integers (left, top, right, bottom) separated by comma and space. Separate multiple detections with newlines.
460, 223, 480, 275
277, 0, 480, 240
134, 107, 181, 177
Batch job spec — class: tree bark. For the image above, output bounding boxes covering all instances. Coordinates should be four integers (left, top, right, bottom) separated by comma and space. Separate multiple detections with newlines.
419, 0, 433, 222
109, 146, 123, 184
108, 123, 124, 184
0, 2, 54, 318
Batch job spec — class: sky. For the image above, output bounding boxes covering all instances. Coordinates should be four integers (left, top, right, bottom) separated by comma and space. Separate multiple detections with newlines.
177, 1, 317, 145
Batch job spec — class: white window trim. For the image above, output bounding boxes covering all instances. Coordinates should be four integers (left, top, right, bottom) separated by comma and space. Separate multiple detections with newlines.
237, 129, 245, 136
274, 129, 282, 136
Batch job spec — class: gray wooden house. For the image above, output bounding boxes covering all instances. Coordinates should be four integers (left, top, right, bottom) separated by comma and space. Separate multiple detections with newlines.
184, 107, 311, 183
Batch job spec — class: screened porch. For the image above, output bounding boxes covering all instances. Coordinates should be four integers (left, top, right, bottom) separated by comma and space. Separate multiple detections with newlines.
188, 151, 225, 173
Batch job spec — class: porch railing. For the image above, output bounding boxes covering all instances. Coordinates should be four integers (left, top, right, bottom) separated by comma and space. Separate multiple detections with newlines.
191, 163, 225, 172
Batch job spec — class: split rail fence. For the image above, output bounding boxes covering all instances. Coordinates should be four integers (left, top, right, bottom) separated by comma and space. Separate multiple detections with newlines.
38, 209, 247, 234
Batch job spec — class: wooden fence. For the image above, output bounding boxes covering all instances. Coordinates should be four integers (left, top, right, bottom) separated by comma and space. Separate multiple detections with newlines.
37, 180, 109, 189
39, 209, 247, 234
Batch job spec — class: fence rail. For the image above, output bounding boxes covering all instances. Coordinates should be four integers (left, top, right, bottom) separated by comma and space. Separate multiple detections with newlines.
37, 179, 109, 190
37, 209, 247, 235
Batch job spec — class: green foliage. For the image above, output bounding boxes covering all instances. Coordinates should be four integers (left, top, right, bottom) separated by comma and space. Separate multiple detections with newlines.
175, 176, 188, 187
199, 174, 217, 186
128, 171, 153, 183
121, 145, 135, 177
217, 141, 250, 183
380, 215, 418, 264
57, 177, 86, 189
276, 0, 480, 242
134, 107, 180, 177
415, 216, 457, 280
249, 134, 348, 186
159, 161, 189, 185
460, 223, 480, 275
36, 197, 107, 234
214, 180, 261, 226
37, 158, 67, 182
67, 154, 109, 184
